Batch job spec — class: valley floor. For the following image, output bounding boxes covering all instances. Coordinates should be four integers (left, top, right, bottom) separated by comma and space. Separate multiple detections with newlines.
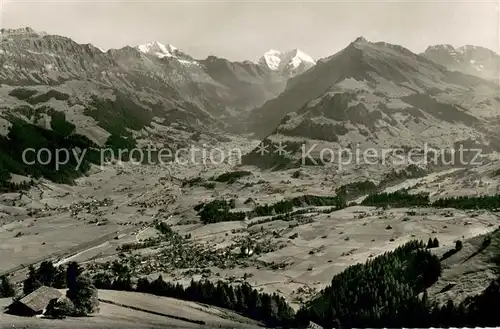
1, 137, 500, 309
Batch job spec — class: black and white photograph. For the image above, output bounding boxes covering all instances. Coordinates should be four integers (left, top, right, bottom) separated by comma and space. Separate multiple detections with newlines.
0, 1, 499, 328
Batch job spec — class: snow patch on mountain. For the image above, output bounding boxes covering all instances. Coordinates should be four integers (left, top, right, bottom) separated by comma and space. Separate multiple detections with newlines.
258, 48, 316, 74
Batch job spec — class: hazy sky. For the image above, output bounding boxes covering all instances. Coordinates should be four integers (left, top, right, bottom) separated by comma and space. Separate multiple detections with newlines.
1, 0, 499, 61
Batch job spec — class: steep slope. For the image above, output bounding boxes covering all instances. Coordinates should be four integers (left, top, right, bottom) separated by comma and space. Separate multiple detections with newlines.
200, 56, 287, 111
245, 37, 500, 168
422, 44, 500, 83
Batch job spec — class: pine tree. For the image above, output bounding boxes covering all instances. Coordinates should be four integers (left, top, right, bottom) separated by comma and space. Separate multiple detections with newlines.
136, 277, 150, 293
66, 261, 82, 291
37, 261, 57, 287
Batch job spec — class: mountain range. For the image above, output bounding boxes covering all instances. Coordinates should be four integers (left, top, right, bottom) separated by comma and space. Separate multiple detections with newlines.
0, 28, 317, 142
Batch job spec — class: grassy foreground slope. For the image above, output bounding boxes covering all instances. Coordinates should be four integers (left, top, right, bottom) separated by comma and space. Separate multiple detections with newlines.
0, 289, 260, 329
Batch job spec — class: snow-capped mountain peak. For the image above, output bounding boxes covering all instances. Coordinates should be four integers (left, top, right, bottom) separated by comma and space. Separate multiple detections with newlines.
136, 41, 181, 59
287, 48, 316, 69
261, 49, 283, 70
258, 48, 316, 76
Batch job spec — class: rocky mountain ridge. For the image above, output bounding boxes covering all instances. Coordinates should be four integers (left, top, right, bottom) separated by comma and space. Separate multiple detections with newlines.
422, 44, 500, 82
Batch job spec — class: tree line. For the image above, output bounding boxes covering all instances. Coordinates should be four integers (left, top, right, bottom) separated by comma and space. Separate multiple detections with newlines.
134, 276, 295, 327
197, 191, 500, 226
87, 259, 295, 327
362, 190, 500, 211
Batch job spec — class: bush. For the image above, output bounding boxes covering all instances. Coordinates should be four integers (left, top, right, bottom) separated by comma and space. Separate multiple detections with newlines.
182, 177, 203, 187
214, 171, 252, 184
45, 298, 75, 319
26, 90, 70, 105
203, 182, 216, 189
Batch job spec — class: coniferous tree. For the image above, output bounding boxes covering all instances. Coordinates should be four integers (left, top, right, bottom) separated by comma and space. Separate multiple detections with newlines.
66, 261, 82, 291
0, 275, 15, 297
23, 265, 42, 295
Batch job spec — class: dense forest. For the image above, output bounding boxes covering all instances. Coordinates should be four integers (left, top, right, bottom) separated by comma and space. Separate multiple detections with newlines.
361, 191, 430, 207
0, 91, 162, 190
0, 117, 100, 189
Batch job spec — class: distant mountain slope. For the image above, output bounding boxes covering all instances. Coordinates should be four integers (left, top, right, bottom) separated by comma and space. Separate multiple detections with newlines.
199, 56, 287, 111
245, 37, 500, 168
422, 44, 500, 82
